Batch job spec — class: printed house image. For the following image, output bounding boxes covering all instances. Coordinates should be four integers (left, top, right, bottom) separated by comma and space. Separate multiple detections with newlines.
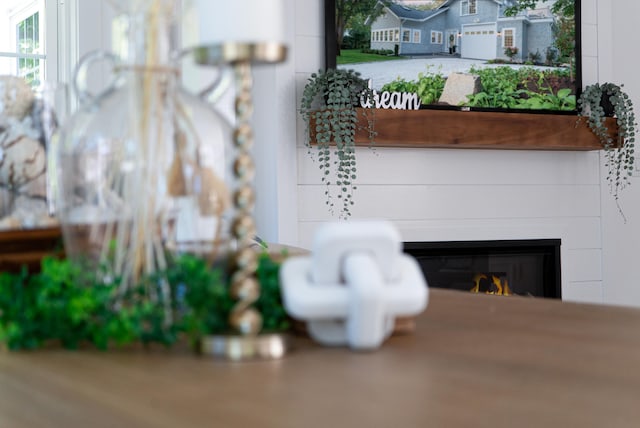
367, 0, 556, 61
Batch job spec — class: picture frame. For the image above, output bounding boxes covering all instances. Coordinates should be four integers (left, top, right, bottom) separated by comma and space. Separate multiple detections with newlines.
325, 0, 582, 115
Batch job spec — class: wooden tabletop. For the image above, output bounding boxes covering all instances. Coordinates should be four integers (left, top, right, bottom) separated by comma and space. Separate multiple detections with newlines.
2, 289, 640, 428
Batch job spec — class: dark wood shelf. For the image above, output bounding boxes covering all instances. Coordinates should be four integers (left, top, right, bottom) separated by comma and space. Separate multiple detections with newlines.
345, 108, 616, 151
0, 226, 63, 272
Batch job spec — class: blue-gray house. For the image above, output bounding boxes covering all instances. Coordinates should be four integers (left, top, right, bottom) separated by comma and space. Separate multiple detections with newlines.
367, 0, 556, 61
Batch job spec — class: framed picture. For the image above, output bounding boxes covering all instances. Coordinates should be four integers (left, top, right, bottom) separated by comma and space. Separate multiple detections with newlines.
325, 0, 582, 115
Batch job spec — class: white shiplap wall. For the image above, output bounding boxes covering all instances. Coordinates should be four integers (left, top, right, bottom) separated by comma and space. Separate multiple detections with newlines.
292, 0, 606, 304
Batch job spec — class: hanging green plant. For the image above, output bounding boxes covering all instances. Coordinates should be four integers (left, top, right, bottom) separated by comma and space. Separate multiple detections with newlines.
300, 68, 375, 219
578, 83, 637, 220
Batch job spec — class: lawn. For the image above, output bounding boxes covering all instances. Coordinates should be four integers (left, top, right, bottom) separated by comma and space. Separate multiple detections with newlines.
337, 49, 408, 65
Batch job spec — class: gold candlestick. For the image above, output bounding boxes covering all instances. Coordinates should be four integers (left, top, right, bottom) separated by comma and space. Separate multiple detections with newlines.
194, 42, 289, 360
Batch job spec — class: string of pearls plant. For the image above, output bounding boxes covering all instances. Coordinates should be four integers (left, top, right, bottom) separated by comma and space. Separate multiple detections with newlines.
578, 83, 637, 220
300, 68, 375, 219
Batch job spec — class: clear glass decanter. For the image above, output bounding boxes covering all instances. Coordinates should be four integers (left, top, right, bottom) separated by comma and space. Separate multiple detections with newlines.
55, 0, 233, 293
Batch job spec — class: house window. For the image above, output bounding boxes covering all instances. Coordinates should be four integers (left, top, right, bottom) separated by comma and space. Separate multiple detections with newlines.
402, 30, 411, 42
412, 30, 421, 43
394, 29, 399, 42
16, 12, 41, 86
0, 0, 55, 88
430, 31, 443, 44
461, 0, 477, 16
502, 28, 515, 48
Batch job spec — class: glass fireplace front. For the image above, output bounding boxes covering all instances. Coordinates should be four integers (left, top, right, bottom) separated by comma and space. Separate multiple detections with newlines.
404, 239, 561, 299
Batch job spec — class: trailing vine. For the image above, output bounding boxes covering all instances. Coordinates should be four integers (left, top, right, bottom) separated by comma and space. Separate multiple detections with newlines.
578, 83, 637, 220
300, 68, 375, 219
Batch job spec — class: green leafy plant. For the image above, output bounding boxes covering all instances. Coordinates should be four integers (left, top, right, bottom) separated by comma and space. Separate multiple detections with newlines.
578, 83, 637, 219
466, 66, 525, 108
504, 46, 519, 62
0, 258, 174, 350
0, 253, 290, 351
464, 66, 575, 111
300, 68, 375, 219
518, 87, 575, 111
381, 66, 445, 105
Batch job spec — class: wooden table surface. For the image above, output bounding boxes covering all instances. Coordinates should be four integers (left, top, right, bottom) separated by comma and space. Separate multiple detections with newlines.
2, 289, 640, 428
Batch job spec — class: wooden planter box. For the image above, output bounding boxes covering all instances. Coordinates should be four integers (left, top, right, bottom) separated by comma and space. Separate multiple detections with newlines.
312, 108, 618, 151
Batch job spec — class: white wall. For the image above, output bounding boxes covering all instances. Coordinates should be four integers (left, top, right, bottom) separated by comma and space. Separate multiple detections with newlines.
598, 0, 640, 307
270, 0, 640, 306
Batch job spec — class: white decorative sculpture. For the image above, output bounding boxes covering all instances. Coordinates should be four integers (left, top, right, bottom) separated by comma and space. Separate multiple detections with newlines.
280, 221, 429, 350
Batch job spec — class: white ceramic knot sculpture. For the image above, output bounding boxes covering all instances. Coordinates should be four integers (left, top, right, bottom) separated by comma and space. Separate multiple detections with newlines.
280, 221, 429, 350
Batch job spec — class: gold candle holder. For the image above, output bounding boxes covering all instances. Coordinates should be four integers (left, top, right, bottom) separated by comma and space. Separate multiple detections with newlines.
194, 42, 289, 360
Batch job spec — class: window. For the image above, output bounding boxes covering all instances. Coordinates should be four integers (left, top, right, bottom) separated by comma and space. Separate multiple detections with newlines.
430, 31, 443, 44
0, 0, 55, 88
394, 29, 399, 42
412, 30, 421, 43
502, 28, 515, 48
461, 0, 477, 16
402, 30, 411, 42
17, 12, 41, 86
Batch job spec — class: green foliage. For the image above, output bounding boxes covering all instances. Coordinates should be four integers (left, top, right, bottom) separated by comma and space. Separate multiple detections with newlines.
465, 66, 575, 111
336, 0, 381, 54
381, 66, 445, 105
504, 0, 574, 17
466, 66, 525, 109
504, 46, 519, 62
300, 68, 375, 219
528, 50, 542, 65
255, 253, 291, 332
341, 11, 372, 50
378, 65, 575, 111
0, 253, 290, 351
578, 83, 637, 217
337, 49, 405, 65
0, 258, 170, 351
359, 48, 394, 56
519, 87, 575, 111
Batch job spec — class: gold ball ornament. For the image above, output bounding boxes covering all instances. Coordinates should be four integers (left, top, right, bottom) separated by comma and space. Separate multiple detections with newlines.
230, 275, 261, 301
232, 215, 256, 240
233, 247, 259, 273
233, 153, 255, 181
230, 307, 263, 335
233, 123, 253, 149
234, 187, 255, 211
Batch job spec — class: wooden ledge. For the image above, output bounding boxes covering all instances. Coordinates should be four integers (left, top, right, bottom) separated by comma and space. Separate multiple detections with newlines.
342, 108, 617, 151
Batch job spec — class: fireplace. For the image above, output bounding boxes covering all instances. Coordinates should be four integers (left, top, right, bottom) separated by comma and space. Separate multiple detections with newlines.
404, 240, 561, 299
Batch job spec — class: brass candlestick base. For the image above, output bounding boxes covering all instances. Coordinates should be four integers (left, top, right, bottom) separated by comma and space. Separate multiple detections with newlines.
200, 333, 292, 361
194, 41, 288, 361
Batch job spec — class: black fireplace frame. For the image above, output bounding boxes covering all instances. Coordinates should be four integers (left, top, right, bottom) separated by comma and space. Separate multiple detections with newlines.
404, 239, 561, 299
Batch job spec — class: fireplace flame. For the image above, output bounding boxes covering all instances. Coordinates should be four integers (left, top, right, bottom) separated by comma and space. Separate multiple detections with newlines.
471, 273, 487, 293
470, 273, 512, 296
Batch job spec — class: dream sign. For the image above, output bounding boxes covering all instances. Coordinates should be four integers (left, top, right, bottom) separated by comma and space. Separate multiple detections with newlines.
360, 89, 420, 110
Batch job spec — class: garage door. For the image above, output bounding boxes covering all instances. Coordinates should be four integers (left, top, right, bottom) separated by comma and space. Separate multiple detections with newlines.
461, 23, 497, 60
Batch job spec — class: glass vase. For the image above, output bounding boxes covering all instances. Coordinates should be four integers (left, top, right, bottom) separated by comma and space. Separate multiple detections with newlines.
55, 0, 233, 294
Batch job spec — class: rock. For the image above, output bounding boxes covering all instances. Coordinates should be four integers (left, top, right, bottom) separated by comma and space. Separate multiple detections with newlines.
0, 135, 46, 187
0, 186, 13, 217
0, 76, 35, 120
12, 195, 48, 228
17, 171, 47, 199
439, 73, 483, 106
